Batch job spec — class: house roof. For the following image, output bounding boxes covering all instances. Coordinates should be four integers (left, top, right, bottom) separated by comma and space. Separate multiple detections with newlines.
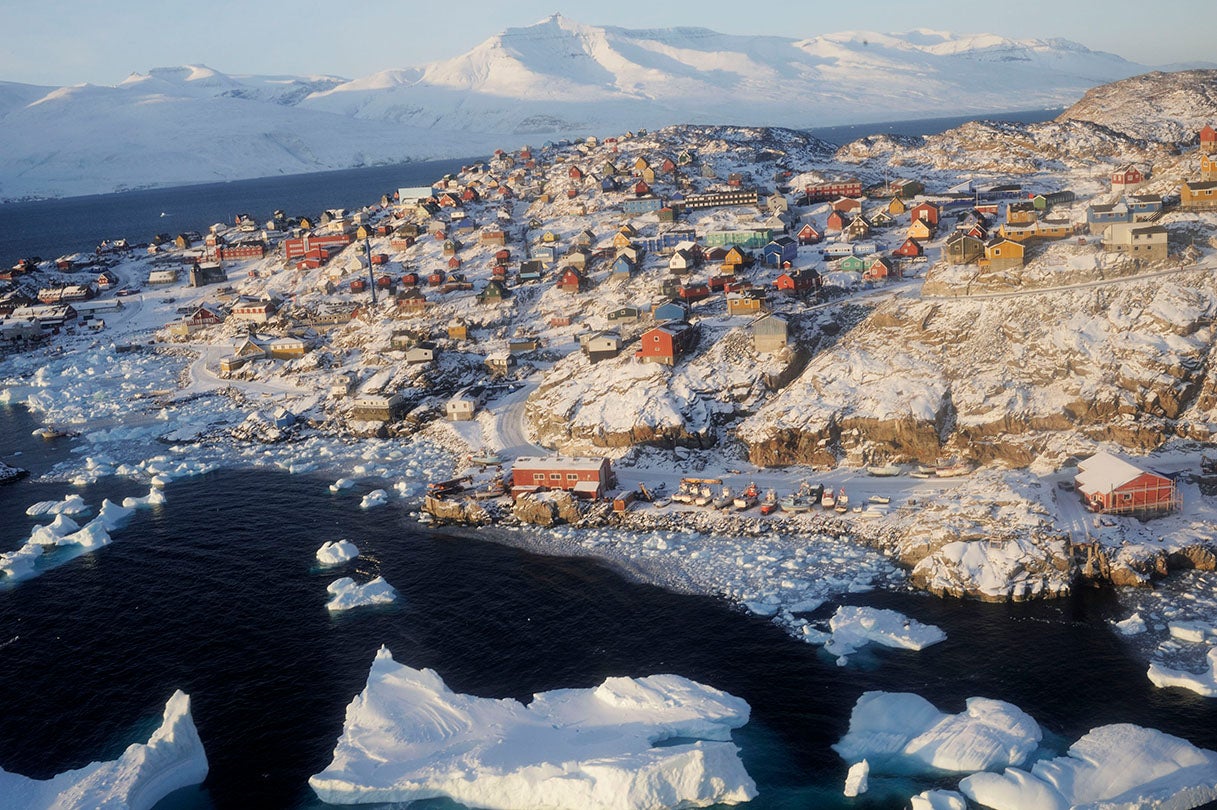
513, 456, 607, 472
1075, 451, 1166, 493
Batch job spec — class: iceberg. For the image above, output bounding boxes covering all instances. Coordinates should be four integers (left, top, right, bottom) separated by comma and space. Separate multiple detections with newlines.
310, 647, 756, 809
0, 690, 208, 810
843, 759, 869, 797
1148, 647, 1217, 697
28, 514, 82, 546
329, 478, 355, 493
25, 494, 89, 517
910, 790, 968, 810
823, 605, 946, 662
325, 576, 398, 611
316, 540, 360, 566
0, 543, 44, 582
96, 499, 136, 530
960, 723, 1217, 810
359, 489, 389, 509
833, 691, 1041, 774
123, 487, 167, 509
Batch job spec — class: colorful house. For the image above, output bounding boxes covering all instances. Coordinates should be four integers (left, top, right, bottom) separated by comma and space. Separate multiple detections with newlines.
1111, 165, 1145, 189
751, 314, 788, 353
892, 237, 924, 258
773, 268, 821, 296
1075, 451, 1178, 516
944, 233, 984, 265
980, 237, 1024, 271
796, 223, 823, 245
761, 236, 798, 267
908, 202, 941, 227
907, 218, 935, 241
635, 321, 697, 366
511, 456, 614, 501
1182, 180, 1217, 210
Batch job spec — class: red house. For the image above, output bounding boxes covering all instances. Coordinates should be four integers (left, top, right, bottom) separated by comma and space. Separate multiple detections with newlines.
568, 166, 584, 180
635, 321, 697, 366
1075, 451, 1179, 516
556, 266, 588, 293
1201, 125, 1217, 154
634, 180, 651, 197
510, 456, 614, 500
676, 282, 711, 302
831, 197, 862, 214
804, 179, 862, 201
797, 223, 823, 245
892, 237, 924, 258
825, 210, 850, 232
908, 201, 941, 227
773, 268, 821, 296
1111, 165, 1144, 187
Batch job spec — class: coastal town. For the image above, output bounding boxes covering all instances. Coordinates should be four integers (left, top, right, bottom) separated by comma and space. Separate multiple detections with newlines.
4, 90, 1217, 611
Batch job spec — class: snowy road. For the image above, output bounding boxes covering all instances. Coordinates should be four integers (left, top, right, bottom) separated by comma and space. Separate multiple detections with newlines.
487, 378, 550, 459
174, 343, 311, 399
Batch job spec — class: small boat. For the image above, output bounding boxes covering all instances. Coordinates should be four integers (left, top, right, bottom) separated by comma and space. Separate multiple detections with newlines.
851, 505, 863, 513
759, 489, 779, 516
834, 505, 849, 514
910, 471, 932, 479
936, 460, 975, 478
671, 481, 696, 504
652, 497, 671, 509
836, 488, 849, 507
468, 452, 503, 467
734, 482, 759, 511
867, 464, 902, 477
856, 509, 882, 520
916, 464, 938, 475
694, 485, 714, 507
868, 495, 891, 505
712, 485, 734, 510
781, 494, 811, 512
33, 428, 67, 440
820, 489, 836, 509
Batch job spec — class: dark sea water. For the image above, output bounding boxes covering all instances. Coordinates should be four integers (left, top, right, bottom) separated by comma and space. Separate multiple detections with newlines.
3, 404, 1217, 809
0, 158, 471, 268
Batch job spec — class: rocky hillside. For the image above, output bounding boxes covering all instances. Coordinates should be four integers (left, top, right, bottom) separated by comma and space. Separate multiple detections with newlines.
738, 274, 1217, 469
1056, 69, 1217, 143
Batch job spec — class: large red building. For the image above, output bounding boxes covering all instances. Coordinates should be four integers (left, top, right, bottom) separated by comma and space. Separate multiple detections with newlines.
635, 322, 697, 365
511, 456, 614, 500
1075, 451, 1179, 516
804, 179, 863, 201
284, 233, 354, 261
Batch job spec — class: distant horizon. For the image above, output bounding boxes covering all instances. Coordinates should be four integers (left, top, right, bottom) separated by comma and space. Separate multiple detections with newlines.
2, 2, 1213, 88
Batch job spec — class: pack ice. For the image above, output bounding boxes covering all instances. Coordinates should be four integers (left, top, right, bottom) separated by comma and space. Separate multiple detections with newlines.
0, 690, 208, 809
309, 646, 757, 809
325, 576, 397, 611
315, 539, 359, 566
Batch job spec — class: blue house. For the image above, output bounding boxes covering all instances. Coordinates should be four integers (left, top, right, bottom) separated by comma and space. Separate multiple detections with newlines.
610, 255, 637, 281
761, 236, 798, 267
653, 301, 690, 322
622, 196, 664, 215
600, 177, 618, 193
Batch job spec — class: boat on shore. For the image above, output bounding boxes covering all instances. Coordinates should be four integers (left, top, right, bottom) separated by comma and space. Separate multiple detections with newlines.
820, 489, 836, 509
712, 485, 734, 510
935, 458, 975, 478
759, 489, 779, 515
733, 482, 759, 511
867, 464, 902, 477
836, 488, 849, 508
868, 495, 891, 505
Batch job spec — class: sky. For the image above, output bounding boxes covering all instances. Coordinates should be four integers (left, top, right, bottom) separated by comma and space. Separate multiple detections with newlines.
1, 0, 1212, 87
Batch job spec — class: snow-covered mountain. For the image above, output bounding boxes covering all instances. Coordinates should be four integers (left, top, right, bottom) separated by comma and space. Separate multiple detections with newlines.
0, 15, 1154, 200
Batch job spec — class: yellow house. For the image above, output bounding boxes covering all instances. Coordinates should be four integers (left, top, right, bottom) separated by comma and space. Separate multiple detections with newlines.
634, 156, 651, 172
723, 246, 748, 269
1035, 218, 1075, 240
907, 218, 934, 241
1202, 153, 1217, 182
612, 231, 634, 249
998, 222, 1038, 242
726, 292, 766, 316
887, 197, 907, 216
980, 237, 1024, 271
447, 319, 469, 341
1183, 180, 1217, 210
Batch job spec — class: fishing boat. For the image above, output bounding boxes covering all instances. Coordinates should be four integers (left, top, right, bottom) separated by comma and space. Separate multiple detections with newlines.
820, 488, 836, 509
671, 480, 697, 504
868, 495, 891, 505
652, 497, 671, 509
910, 471, 932, 479
694, 485, 714, 507
867, 464, 902, 477
759, 489, 779, 515
836, 488, 849, 507
915, 464, 938, 475
711, 485, 734, 510
936, 459, 975, 478
733, 482, 759, 511
834, 504, 849, 514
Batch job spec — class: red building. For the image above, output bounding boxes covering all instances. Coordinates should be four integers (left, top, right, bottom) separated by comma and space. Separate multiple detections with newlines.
825, 210, 850, 232
510, 456, 614, 500
796, 223, 823, 245
635, 322, 697, 366
1201, 124, 1217, 154
804, 179, 862, 201
773, 268, 821, 296
1074, 451, 1179, 516
556, 267, 587, 293
1111, 165, 1144, 187
283, 233, 353, 260
218, 242, 267, 261
892, 237, 924, 258
908, 201, 941, 227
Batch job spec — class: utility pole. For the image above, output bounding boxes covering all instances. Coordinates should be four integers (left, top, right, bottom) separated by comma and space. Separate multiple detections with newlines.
364, 236, 377, 305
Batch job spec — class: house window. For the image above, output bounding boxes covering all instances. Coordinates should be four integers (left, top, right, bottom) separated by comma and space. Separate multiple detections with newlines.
1123, 492, 1133, 502
566, 473, 579, 481
550, 473, 561, 480
533, 473, 545, 482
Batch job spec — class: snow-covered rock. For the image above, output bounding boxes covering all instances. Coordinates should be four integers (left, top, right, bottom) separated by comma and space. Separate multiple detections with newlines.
833, 691, 1042, 774
959, 723, 1217, 809
0, 690, 208, 809
325, 577, 397, 611
309, 646, 756, 809
316, 540, 360, 566
823, 605, 946, 662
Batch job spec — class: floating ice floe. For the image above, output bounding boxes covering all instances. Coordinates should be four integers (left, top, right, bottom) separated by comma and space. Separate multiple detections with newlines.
95, 499, 135, 530
819, 605, 946, 663
25, 494, 89, 517
0, 690, 208, 810
843, 759, 869, 797
316, 540, 360, 566
123, 487, 167, 509
910, 790, 968, 810
0, 543, 44, 582
329, 478, 355, 493
1169, 621, 1210, 643
309, 646, 756, 809
359, 489, 389, 509
1113, 612, 1148, 636
326, 577, 397, 611
959, 723, 1217, 810
29, 514, 82, 546
1148, 648, 1217, 697
833, 691, 1042, 774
